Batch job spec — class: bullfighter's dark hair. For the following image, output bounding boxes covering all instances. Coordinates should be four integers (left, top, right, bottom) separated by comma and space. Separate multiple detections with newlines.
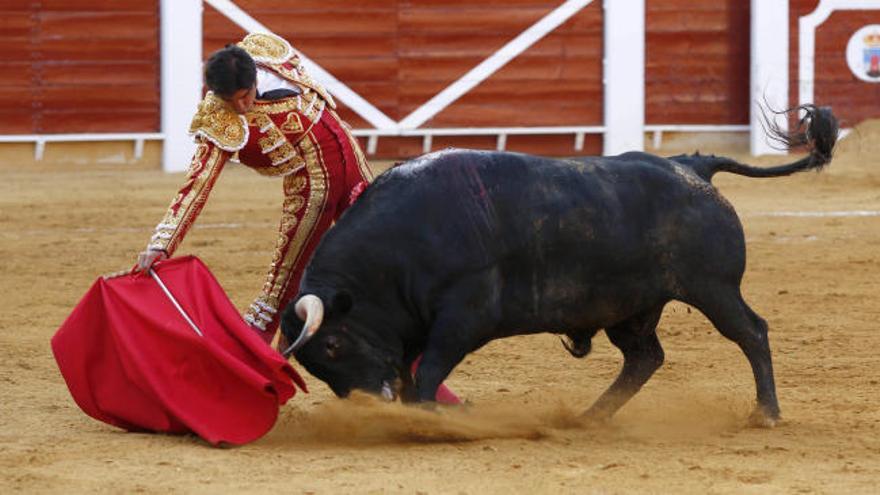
204, 45, 257, 98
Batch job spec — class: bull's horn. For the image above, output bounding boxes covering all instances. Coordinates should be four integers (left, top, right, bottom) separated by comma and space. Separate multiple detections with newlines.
282, 295, 324, 356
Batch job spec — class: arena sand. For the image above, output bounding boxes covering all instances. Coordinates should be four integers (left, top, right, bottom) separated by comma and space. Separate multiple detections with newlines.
1, 124, 879, 493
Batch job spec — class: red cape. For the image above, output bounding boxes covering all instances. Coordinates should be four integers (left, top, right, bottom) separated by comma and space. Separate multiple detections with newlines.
51, 256, 307, 446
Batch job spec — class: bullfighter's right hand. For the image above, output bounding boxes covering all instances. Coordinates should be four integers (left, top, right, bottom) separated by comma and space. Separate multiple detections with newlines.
135, 248, 168, 273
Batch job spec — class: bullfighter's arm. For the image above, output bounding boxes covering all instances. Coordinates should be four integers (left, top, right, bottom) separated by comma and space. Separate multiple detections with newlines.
146, 138, 230, 256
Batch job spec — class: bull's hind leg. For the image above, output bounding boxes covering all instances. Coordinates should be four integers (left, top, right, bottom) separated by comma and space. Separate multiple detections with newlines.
585, 306, 665, 421
689, 287, 780, 427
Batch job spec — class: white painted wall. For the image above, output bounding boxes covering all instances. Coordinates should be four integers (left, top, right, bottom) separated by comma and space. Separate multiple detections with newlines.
750, 0, 789, 155
603, 0, 645, 155
160, 0, 203, 173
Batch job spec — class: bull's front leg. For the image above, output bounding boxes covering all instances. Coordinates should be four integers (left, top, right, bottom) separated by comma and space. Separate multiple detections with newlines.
414, 276, 501, 402
413, 311, 485, 402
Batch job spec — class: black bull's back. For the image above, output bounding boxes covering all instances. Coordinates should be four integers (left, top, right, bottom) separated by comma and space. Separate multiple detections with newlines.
286, 105, 837, 426
360, 150, 745, 333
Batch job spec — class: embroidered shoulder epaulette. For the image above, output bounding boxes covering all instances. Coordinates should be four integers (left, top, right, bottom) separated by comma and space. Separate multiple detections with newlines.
238, 32, 294, 65
188, 92, 249, 152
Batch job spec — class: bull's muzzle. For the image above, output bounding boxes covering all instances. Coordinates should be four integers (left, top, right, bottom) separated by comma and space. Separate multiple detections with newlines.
280, 295, 324, 357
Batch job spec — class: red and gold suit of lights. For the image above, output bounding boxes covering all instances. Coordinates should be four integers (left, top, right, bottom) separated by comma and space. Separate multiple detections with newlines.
147, 33, 373, 339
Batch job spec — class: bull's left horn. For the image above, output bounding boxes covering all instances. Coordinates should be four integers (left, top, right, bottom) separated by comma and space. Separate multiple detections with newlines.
282, 295, 324, 357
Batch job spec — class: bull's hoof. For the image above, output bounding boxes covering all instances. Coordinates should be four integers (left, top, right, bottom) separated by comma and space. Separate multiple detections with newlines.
580, 407, 614, 428
561, 333, 592, 358
748, 407, 780, 428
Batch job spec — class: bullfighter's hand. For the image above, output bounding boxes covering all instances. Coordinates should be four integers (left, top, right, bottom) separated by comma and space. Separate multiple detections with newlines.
135, 248, 168, 273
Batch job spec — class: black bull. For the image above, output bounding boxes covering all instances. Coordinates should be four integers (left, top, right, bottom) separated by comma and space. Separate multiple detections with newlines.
280, 105, 838, 426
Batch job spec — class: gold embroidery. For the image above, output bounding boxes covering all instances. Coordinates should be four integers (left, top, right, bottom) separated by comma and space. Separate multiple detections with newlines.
247, 113, 273, 130
288, 175, 307, 194
258, 134, 282, 152
268, 62, 336, 109
268, 142, 297, 165
280, 113, 303, 133
237, 32, 293, 64
192, 142, 209, 167
151, 143, 228, 254
259, 136, 329, 309
255, 116, 287, 153
284, 195, 305, 214
252, 90, 324, 124
252, 96, 300, 116
188, 93, 248, 152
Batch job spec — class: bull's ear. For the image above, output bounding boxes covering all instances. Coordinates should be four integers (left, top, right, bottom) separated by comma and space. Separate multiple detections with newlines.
330, 291, 353, 315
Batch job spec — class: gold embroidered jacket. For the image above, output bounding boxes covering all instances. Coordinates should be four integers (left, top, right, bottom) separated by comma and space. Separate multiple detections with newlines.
148, 33, 336, 254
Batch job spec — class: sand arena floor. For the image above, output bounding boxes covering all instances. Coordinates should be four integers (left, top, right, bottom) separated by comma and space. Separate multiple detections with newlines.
1, 125, 879, 493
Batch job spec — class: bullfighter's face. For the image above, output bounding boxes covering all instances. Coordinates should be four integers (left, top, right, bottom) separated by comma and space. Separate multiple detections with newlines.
279, 294, 405, 400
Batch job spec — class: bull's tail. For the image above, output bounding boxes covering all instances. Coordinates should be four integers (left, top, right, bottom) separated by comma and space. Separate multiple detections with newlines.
670, 105, 839, 183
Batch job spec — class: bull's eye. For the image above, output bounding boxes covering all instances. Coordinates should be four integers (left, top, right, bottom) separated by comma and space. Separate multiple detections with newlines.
325, 335, 341, 359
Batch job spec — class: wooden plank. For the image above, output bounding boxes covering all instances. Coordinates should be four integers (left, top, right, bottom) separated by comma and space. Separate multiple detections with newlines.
406, 77, 601, 107
40, 62, 158, 86
0, 1, 36, 10
646, 101, 748, 125
556, 4, 603, 34
398, 33, 539, 57
397, 32, 601, 58
231, 0, 396, 11
366, 136, 423, 159
209, 33, 399, 59
398, 53, 600, 81
648, 11, 750, 32
416, 101, 602, 127
40, 12, 157, 39
429, 135, 497, 152
646, 0, 749, 124
285, 36, 397, 58
647, 0, 749, 12
398, 2, 601, 35
331, 81, 397, 103
0, 1, 160, 135
360, 133, 602, 160
40, 84, 158, 112
204, 10, 397, 36
39, 0, 158, 12
399, 7, 554, 34
400, 0, 575, 7
0, 12, 35, 37
0, 63, 34, 87
38, 110, 158, 133
36, 37, 158, 62
333, 109, 370, 128
506, 133, 601, 156
0, 110, 36, 133
0, 38, 34, 63
646, 33, 749, 55
307, 56, 399, 83
0, 87, 35, 107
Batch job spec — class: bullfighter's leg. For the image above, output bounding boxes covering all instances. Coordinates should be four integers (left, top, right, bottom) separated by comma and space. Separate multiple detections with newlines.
585, 306, 665, 421
690, 288, 780, 427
